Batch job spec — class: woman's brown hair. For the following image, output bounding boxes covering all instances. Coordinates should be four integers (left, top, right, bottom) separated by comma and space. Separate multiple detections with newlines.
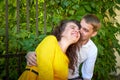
51, 20, 81, 73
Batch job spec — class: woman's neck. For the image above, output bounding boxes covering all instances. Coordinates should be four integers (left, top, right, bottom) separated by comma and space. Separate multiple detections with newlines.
58, 38, 71, 53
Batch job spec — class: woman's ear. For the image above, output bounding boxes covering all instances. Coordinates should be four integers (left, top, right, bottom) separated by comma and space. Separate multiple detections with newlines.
91, 31, 97, 37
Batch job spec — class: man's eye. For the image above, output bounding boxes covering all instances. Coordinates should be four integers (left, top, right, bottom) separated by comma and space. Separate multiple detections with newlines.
85, 30, 89, 32
83, 28, 89, 32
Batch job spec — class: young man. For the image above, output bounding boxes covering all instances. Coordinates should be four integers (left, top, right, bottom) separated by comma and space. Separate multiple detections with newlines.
25, 14, 101, 80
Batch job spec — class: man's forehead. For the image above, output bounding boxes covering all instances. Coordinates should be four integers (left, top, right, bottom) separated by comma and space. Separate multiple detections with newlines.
80, 19, 87, 27
80, 19, 94, 30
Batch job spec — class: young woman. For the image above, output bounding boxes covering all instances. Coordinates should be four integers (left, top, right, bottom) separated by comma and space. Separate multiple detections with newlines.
18, 20, 81, 80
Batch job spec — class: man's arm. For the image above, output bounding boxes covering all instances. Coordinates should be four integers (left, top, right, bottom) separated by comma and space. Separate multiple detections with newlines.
25, 51, 37, 66
81, 52, 97, 80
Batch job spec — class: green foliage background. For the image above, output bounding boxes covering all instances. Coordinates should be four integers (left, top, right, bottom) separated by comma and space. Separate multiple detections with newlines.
0, 0, 120, 80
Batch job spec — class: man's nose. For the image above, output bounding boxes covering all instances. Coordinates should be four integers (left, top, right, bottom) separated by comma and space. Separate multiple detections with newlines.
79, 29, 83, 33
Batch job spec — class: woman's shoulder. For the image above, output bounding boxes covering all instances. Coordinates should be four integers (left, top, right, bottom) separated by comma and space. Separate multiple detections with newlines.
46, 35, 56, 38
45, 35, 56, 39
44, 35, 57, 42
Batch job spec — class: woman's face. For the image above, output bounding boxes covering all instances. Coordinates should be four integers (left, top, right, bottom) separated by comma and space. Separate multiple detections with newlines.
61, 22, 80, 43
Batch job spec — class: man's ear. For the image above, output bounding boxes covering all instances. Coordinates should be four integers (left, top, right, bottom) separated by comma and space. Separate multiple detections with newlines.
91, 31, 97, 37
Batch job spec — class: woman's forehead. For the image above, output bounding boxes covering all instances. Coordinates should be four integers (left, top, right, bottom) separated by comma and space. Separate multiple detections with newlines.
66, 22, 78, 27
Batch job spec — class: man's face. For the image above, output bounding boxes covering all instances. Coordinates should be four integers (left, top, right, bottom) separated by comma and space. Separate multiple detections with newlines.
80, 19, 96, 42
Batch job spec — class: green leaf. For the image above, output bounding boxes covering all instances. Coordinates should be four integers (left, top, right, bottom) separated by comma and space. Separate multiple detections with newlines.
84, 5, 92, 12
69, 10, 75, 15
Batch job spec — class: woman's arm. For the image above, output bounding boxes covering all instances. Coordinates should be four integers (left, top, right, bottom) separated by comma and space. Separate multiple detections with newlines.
35, 35, 57, 80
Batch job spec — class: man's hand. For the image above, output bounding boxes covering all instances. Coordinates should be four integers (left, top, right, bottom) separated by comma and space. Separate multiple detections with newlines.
25, 51, 37, 66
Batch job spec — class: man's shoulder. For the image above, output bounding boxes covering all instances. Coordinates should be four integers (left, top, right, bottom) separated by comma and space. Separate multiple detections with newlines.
88, 39, 98, 55
89, 39, 97, 49
82, 39, 98, 54
83, 39, 97, 49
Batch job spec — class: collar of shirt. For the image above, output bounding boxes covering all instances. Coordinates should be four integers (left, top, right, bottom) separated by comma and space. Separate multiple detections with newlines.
81, 39, 91, 48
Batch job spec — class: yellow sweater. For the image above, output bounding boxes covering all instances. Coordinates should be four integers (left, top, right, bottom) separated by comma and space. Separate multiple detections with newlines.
36, 35, 69, 80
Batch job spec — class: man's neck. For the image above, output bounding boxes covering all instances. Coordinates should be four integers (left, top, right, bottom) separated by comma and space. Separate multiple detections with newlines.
81, 39, 89, 45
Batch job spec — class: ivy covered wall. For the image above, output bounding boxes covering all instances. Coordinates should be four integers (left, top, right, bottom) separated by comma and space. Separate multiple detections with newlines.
0, 0, 120, 80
